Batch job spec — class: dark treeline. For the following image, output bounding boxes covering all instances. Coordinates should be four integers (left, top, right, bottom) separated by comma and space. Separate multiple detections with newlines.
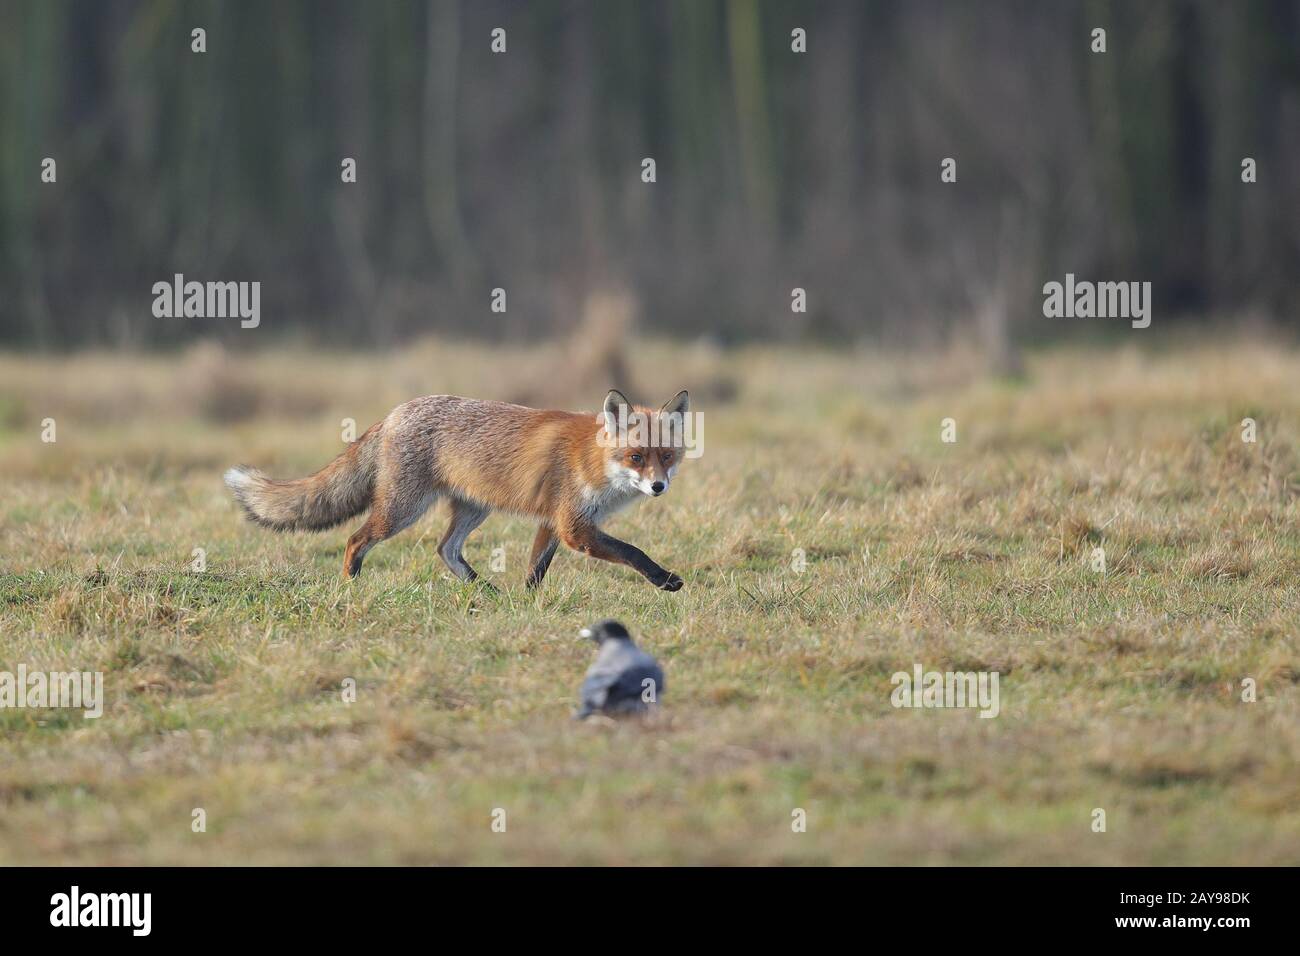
0, 0, 1296, 350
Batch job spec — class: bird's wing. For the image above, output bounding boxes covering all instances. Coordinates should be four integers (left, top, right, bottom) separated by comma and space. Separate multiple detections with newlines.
580, 669, 617, 710
627, 652, 664, 694
608, 663, 664, 704
645, 659, 665, 694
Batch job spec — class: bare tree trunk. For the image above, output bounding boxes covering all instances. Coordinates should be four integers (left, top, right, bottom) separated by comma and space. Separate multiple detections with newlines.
423, 0, 473, 279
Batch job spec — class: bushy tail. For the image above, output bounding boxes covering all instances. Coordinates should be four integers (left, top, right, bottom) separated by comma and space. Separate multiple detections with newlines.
224, 423, 382, 532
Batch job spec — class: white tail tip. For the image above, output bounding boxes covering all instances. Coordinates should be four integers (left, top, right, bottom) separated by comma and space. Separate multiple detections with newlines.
224, 467, 254, 491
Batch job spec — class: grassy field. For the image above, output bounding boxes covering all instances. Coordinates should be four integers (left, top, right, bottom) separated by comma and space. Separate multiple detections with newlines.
1, 336, 1298, 865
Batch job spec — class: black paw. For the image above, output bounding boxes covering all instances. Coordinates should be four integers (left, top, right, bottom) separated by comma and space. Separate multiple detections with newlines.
656, 571, 684, 592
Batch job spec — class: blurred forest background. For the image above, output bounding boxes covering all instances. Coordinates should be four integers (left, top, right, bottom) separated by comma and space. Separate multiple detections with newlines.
0, 0, 1297, 352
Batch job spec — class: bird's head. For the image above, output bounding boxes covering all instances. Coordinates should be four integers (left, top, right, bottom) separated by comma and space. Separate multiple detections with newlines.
579, 620, 631, 644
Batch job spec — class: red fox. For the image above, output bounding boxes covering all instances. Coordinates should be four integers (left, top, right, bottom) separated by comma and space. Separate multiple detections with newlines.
224, 389, 690, 591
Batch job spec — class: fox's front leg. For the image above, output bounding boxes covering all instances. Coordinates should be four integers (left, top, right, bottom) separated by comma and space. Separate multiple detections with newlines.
525, 525, 560, 589
559, 519, 683, 591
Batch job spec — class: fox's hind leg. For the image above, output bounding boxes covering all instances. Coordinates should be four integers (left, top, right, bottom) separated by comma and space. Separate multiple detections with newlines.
438, 498, 492, 583
343, 514, 385, 578
342, 480, 437, 579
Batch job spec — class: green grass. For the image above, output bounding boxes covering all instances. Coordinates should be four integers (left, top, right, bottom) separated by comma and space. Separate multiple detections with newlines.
0, 337, 1298, 864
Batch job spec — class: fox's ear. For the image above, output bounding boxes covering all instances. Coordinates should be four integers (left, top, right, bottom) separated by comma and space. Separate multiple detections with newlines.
660, 390, 689, 416
604, 389, 631, 416
603, 389, 631, 432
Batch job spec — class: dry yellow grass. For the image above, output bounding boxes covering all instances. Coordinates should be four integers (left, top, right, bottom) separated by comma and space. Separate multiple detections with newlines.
0, 336, 1297, 864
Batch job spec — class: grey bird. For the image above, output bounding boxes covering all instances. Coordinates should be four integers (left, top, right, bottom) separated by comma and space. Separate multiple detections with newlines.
576, 620, 665, 719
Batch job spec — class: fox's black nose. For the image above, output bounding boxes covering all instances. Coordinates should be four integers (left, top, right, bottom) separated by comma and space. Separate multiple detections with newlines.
651, 481, 665, 495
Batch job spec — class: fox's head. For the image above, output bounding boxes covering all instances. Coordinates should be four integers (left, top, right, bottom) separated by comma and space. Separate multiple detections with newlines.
601, 388, 690, 498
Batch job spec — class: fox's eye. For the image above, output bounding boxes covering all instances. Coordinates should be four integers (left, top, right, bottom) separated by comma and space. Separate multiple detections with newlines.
661, 451, 674, 463
630, 453, 643, 464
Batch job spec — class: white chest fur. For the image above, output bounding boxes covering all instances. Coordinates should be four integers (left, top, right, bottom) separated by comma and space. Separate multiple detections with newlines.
581, 484, 641, 524
581, 466, 645, 525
